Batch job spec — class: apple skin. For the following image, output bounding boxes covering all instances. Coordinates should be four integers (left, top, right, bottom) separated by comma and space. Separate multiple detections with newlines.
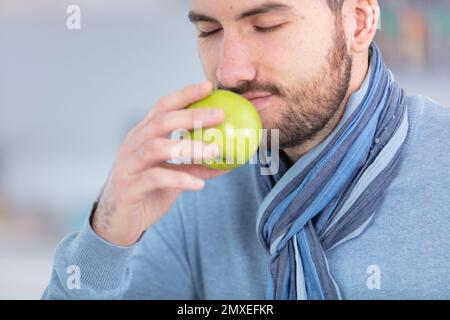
185, 89, 263, 170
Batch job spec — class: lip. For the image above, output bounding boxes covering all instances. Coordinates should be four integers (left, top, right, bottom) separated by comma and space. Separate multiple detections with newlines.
246, 94, 275, 112
242, 92, 273, 101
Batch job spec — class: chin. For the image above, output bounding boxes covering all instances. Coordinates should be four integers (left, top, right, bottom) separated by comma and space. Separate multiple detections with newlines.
258, 105, 283, 129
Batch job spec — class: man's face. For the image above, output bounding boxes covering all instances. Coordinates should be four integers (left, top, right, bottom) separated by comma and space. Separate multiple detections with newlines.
189, 0, 353, 149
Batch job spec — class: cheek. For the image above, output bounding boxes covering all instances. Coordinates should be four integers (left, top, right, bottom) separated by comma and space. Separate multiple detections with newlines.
198, 41, 220, 81
259, 22, 335, 84
299, 15, 336, 74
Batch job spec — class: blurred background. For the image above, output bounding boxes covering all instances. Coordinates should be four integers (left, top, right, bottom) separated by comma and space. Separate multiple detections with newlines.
0, 0, 449, 299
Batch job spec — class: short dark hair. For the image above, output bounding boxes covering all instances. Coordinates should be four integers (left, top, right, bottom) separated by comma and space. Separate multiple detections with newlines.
327, 0, 345, 14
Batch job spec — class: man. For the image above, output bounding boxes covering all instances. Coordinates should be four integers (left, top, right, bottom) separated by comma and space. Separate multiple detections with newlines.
43, 0, 450, 299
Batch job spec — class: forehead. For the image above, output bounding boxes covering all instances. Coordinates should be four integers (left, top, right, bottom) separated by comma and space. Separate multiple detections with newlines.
189, 0, 302, 18
190, 0, 293, 9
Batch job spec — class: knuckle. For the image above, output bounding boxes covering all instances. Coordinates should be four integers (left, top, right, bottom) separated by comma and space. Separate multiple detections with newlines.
181, 85, 193, 98
156, 95, 171, 108
151, 113, 169, 133
192, 109, 208, 126
143, 139, 158, 153
144, 109, 156, 121
190, 108, 202, 119
188, 109, 200, 126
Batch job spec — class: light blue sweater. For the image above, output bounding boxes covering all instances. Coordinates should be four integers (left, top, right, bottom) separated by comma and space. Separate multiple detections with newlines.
42, 74, 450, 299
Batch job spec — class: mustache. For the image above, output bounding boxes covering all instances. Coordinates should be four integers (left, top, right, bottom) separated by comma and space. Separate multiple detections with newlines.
217, 81, 283, 97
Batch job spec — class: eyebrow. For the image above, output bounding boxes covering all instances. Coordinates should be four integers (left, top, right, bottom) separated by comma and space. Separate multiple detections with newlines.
188, 2, 293, 24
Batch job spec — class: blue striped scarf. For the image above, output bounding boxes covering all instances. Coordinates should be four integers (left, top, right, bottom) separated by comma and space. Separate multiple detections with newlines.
256, 42, 409, 300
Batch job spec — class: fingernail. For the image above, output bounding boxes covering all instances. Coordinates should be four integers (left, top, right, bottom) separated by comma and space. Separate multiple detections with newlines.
193, 178, 205, 188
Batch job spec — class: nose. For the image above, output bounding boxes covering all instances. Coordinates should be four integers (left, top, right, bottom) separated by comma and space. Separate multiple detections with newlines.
216, 32, 257, 89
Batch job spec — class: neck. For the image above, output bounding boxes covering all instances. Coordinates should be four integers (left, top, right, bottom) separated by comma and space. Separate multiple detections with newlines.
283, 52, 370, 163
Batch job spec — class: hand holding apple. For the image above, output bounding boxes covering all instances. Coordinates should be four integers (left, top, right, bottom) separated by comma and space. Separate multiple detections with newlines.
91, 81, 229, 246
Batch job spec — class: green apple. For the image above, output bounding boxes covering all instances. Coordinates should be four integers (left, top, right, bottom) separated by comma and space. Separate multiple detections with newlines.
185, 89, 262, 170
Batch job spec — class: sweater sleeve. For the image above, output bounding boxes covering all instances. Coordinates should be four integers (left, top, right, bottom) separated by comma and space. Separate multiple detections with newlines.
41, 198, 197, 300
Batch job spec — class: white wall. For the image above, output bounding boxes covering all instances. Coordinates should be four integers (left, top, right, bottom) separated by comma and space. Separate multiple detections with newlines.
0, 0, 205, 222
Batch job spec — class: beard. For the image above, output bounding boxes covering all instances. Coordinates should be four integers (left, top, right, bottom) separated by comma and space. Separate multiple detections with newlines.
274, 26, 353, 149
219, 19, 353, 150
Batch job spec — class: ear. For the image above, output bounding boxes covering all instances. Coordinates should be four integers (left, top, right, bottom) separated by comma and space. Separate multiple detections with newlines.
351, 0, 380, 53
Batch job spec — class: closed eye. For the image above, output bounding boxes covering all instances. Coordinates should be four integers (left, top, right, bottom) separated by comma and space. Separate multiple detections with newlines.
253, 24, 284, 33
198, 24, 285, 38
198, 28, 222, 38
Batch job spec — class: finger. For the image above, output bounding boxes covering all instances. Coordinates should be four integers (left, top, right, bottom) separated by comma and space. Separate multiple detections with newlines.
159, 163, 230, 180
153, 81, 214, 114
125, 138, 220, 175
135, 81, 214, 133
131, 107, 225, 148
133, 167, 206, 195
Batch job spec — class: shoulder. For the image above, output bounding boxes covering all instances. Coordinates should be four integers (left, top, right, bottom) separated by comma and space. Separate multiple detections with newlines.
404, 95, 450, 156
391, 94, 450, 200
406, 95, 450, 134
